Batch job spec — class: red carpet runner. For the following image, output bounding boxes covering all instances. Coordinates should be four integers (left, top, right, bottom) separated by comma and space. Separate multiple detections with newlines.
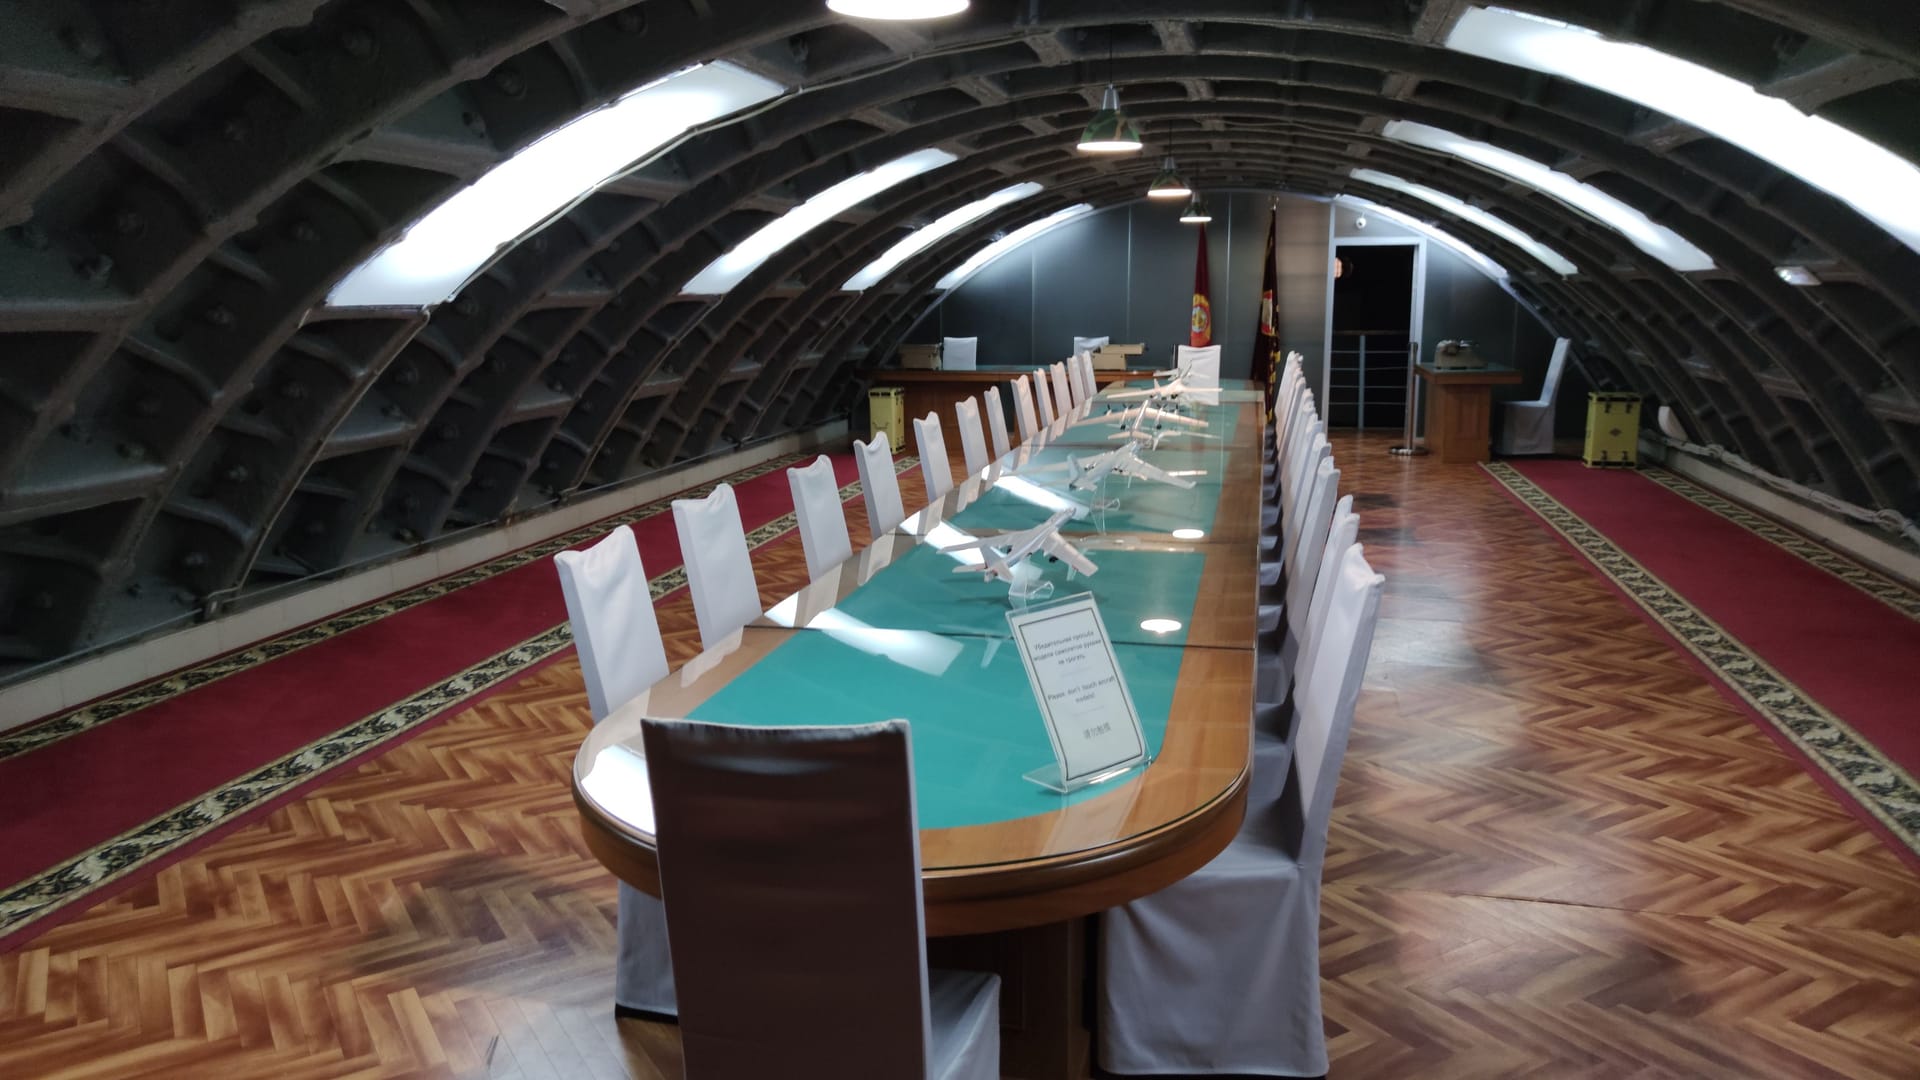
1486, 460, 1920, 867
0, 449, 889, 949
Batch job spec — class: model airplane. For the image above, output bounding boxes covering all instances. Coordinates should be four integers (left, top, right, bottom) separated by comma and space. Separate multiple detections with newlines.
1063, 442, 1197, 491
1076, 403, 1215, 450
1107, 373, 1221, 408
935, 508, 1099, 582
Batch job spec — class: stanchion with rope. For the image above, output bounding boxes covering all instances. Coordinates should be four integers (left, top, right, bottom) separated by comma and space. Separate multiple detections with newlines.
1389, 341, 1428, 456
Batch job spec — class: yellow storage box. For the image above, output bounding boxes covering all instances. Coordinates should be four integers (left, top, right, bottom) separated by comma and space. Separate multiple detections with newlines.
868, 387, 905, 449
1583, 392, 1641, 468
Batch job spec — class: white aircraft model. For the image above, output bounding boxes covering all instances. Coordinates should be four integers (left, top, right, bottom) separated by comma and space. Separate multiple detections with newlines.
1076, 402, 1215, 449
935, 508, 1099, 583
1063, 442, 1197, 491
1107, 373, 1221, 408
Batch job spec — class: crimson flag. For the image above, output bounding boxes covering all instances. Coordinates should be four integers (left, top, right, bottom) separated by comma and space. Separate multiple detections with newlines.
1189, 225, 1213, 349
1251, 206, 1281, 418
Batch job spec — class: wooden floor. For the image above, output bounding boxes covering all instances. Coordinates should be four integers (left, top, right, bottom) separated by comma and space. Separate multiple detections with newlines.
2, 431, 1916, 1078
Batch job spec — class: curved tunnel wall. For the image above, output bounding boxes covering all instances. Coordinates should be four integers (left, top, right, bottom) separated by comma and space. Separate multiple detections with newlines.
1, 0, 1916, 681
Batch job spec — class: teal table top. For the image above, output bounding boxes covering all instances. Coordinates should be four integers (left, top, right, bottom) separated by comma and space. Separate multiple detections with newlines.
688, 630, 1186, 830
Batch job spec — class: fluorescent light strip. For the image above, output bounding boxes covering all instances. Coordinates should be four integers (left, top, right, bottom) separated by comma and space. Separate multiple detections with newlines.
1382, 119, 1714, 272
843, 182, 1043, 291
1337, 196, 1511, 280
937, 204, 1095, 290
329, 63, 784, 309
683, 148, 956, 295
1448, 6, 1920, 255
1350, 167, 1578, 276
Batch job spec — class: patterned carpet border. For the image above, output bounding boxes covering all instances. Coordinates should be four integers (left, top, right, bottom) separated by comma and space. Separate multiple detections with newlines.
0, 451, 912, 763
0, 465, 914, 946
1639, 468, 1920, 622
1483, 462, 1920, 861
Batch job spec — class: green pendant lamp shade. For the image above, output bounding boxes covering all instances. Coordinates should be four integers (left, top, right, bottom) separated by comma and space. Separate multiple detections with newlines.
1077, 85, 1144, 154
1180, 193, 1212, 224
1147, 156, 1190, 199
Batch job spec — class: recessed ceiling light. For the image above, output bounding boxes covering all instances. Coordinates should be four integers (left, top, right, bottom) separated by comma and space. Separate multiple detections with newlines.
328, 63, 784, 309
684, 148, 956, 295
938, 204, 1095, 290
1350, 168, 1578, 276
844, 183, 1043, 291
1447, 6, 1920, 256
1381, 119, 1715, 272
826, 0, 969, 18
1775, 265, 1822, 286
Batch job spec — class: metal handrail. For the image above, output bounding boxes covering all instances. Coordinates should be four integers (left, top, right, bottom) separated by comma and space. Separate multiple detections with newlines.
1389, 340, 1428, 456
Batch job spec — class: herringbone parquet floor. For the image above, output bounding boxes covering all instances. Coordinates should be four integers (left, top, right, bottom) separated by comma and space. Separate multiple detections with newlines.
2, 434, 1916, 1078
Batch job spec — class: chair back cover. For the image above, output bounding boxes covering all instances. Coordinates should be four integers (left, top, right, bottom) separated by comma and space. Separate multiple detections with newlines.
787, 455, 852, 583
1079, 353, 1099, 400
1066, 352, 1090, 403
1011, 376, 1039, 442
1176, 344, 1222, 388
1032, 367, 1057, 427
1073, 335, 1109, 354
982, 386, 1011, 459
1282, 407, 1320, 494
643, 718, 933, 1079
1049, 361, 1075, 411
1282, 425, 1327, 537
1534, 337, 1571, 407
1300, 498, 1357, 680
942, 336, 978, 371
1285, 461, 1342, 637
552, 525, 668, 722
672, 483, 762, 652
953, 397, 991, 476
1285, 545, 1383, 868
913, 411, 953, 500
854, 430, 905, 541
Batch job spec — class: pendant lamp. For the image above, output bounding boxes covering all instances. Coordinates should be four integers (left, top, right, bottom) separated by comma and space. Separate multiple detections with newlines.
1179, 193, 1212, 224
1078, 84, 1144, 153
826, 0, 969, 18
1146, 122, 1191, 199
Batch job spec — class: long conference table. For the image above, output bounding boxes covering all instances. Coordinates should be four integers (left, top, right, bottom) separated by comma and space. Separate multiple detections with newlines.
573, 380, 1266, 1079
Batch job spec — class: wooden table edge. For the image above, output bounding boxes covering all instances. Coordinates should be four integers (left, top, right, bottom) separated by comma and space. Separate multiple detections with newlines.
574, 758, 1249, 937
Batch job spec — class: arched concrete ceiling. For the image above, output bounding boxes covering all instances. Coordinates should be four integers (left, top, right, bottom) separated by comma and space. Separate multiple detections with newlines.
1, 0, 1916, 670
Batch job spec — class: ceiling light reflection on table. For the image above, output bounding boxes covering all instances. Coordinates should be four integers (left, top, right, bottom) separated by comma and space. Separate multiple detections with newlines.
1140, 618, 1183, 635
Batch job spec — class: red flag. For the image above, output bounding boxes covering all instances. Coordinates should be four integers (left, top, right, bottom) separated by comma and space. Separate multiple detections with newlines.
1251, 206, 1281, 416
1189, 226, 1213, 349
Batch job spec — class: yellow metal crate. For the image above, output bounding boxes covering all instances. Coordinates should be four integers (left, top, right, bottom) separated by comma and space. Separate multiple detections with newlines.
868, 386, 905, 448
1583, 392, 1641, 468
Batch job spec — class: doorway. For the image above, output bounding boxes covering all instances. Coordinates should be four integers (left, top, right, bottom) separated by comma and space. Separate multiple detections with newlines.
1328, 242, 1422, 429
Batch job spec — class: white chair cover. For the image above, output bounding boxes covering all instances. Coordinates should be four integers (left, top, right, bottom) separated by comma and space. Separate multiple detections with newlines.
941, 336, 979, 371
1258, 502, 1358, 733
553, 525, 668, 722
1066, 352, 1091, 404
1049, 361, 1075, 412
671, 483, 762, 652
551, 526, 677, 1017
1176, 344, 1222, 388
644, 718, 1001, 1080
1010, 376, 1039, 443
953, 397, 990, 476
1073, 335, 1109, 354
854, 430, 906, 541
982, 386, 1011, 459
913, 411, 953, 501
1079, 352, 1099, 400
1099, 546, 1384, 1078
1031, 367, 1057, 428
1260, 462, 1342, 705
787, 454, 852, 583
1496, 337, 1571, 455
